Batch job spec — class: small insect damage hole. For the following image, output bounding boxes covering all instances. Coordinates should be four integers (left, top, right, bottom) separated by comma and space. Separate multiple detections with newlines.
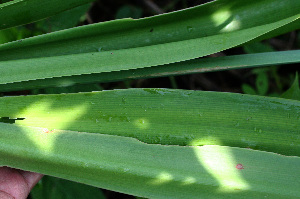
0, 117, 25, 124
236, 164, 244, 170
42, 128, 55, 133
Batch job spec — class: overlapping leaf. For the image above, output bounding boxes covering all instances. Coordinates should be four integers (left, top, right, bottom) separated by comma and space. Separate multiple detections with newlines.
0, 0, 299, 85
0, 50, 299, 92
1, 0, 300, 198
1, 117, 300, 198
0, 88, 299, 156
0, 0, 93, 30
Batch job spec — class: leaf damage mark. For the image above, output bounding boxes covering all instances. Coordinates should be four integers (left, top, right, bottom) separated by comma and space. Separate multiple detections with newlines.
42, 128, 55, 133
0, 117, 25, 124
236, 164, 244, 170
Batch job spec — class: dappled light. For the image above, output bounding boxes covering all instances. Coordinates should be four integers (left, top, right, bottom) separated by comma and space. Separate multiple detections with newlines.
210, 6, 242, 33
189, 136, 223, 146
194, 145, 250, 192
0, 0, 299, 197
16, 100, 88, 130
220, 15, 241, 32
17, 125, 62, 151
149, 171, 174, 185
8, 99, 89, 151
180, 176, 197, 185
133, 118, 150, 130
211, 9, 232, 26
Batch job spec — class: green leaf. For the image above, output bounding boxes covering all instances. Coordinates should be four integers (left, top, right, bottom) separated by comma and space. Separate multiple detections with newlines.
39, 83, 103, 95
0, 28, 16, 44
30, 176, 106, 199
281, 73, 300, 101
0, 0, 11, 3
0, 0, 94, 30
255, 72, 269, 96
251, 18, 300, 44
1, 122, 300, 198
0, 89, 299, 156
242, 84, 257, 95
0, 0, 299, 85
243, 42, 274, 54
36, 3, 91, 33
115, 5, 143, 19
1, 1, 300, 198
2, 0, 299, 61
1, 50, 299, 92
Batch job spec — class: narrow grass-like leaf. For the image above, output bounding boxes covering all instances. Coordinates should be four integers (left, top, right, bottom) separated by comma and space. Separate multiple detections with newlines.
0, 0, 299, 85
0, 123, 299, 198
0, 13, 299, 86
1, 0, 299, 61
0, 0, 93, 30
249, 19, 300, 44
36, 4, 91, 33
1, 50, 299, 92
0, 89, 299, 156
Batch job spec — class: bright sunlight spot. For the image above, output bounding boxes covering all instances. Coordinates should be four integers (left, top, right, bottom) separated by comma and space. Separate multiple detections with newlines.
189, 136, 223, 146
211, 9, 231, 26
181, 176, 197, 185
18, 126, 62, 151
220, 15, 241, 32
134, 118, 150, 129
16, 100, 88, 151
17, 101, 88, 130
194, 145, 250, 192
150, 172, 174, 185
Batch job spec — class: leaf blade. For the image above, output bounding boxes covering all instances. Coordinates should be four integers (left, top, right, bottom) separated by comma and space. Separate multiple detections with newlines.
0, 123, 299, 198
0, 89, 299, 156
1, 50, 300, 92
0, 0, 299, 85
0, 0, 93, 30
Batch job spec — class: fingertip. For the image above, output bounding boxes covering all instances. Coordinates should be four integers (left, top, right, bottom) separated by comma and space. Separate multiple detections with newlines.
0, 191, 14, 199
18, 170, 44, 190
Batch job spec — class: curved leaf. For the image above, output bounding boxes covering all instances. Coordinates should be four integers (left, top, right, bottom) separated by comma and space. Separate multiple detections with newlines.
281, 73, 300, 101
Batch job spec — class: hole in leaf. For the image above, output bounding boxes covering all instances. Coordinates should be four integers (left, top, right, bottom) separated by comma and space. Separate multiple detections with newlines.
0, 117, 25, 124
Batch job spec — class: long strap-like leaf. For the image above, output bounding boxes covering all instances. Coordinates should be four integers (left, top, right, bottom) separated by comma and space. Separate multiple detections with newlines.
1, 0, 299, 60
0, 0, 299, 85
0, 102, 300, 198
0, 0, 94, 30
0, 50, 299, 92
0, 16, 299, 85
0, 89, 299, 156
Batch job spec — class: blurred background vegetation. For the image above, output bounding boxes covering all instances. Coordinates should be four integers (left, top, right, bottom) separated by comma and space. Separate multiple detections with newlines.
0, 0, 299, 198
